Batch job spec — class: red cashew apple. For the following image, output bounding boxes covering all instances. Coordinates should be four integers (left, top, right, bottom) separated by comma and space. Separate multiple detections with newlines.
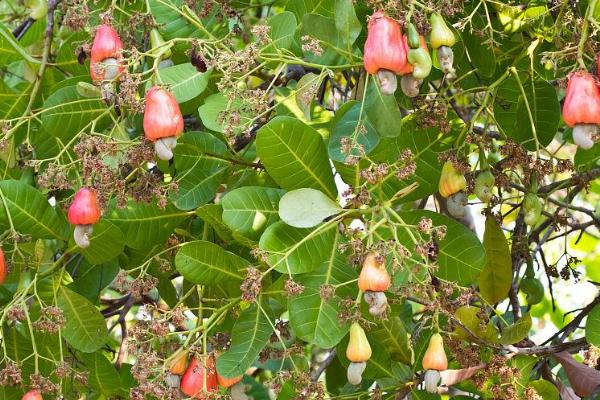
364, 11, 408, 95
143, 87, 184, 161
180, 355, 218, 399
562, 71, 600, 149
22, 391, 43, 400
0, 247, 5, 285
67, 188, 101, 249
90, 24, 124, 83
358, 253, 391, 316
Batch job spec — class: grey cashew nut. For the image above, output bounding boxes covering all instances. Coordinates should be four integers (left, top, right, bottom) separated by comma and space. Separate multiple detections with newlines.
74, 224, 93, 248
230, 381, 250, 400
100, 57, 121, 81
437, 46, 455, 74
154, 136, 178, 161
573, 123, 597, 150
446, 191, 467, 219
347, 361, 367, 385
424, 369, 441, 394
376, 69, 398, 96
363, 291, 388, 317
400, 75, 422, 98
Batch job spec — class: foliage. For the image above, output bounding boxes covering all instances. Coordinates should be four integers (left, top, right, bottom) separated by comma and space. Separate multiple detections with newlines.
0, 0, 599, 399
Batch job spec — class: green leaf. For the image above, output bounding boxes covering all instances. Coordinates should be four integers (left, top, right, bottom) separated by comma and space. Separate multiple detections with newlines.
295, 73, 321, 120
216, 301, 273, 378
279, 188, 342, 228
479, 216, 512, 304
494, 76, 560, 150
68, 259, 120, 303
499, 314, 532, 345
156, 63, 211, 103
198, 93, 241, 133
106, 201, 188, 249
301, 14, 346, 65
259, 220, 338, 274
57, 286, 108, 353
454, 305, 499, 342
266, 12, 297, 51
288, 232, 357, 348
371, 316, 413, 365
256, 116, 337, 199
585, 304, 600, 347
40, 86, 109, 142
171, 132, 229, 210
328, 101, 380, 162
286, 0, 334, 20
72, 220, 125, 265
395, 210, 486, 286
363, 79, 404, 138
529, 379, 559, 400
334, 0, 361, 46
0, 180, 69, 240
221, 186, 285, 239
149, 0, 200, 39
463, 30, 496, 77
80, 352, 122, 396
0, 22, 37, 65
0, 81, 31, 119
175, 240, 246, 285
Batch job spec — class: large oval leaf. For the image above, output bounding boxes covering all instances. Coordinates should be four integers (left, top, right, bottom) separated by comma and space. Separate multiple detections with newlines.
279, 188, 342, 228
71, 220, 125, 265
479, 216, 512, 304
259, 220, 338, 274
0, 180, 69, 240
221, 186, 285, 239
256, 116, 337, 199
395, 210, 486, 286
40, 86, 109, 141
156, 63, 211, 103
216, 301, 272, 378
57, 286, 108, 353
106, 201, 188, 250
288, 232, 357, 348
175, 240, 246, 285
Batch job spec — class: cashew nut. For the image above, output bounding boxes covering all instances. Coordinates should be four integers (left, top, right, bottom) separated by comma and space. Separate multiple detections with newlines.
230, 381, 250, 400
347, 361, 367, 385
573, 123, 597, 150
423, 369, 441, 394
164, 373, 180, 388
437, 46, 455, 74
154, 136, 178, 161
376, 69, 398, 96
446, 191, 467, 219
100, 57, 121, 81
74, 224, 93, 248
363, 291, 388, 317
400, 75, 422, 98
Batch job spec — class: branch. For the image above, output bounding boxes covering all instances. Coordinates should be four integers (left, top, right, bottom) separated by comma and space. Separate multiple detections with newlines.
310, 349, 337, 381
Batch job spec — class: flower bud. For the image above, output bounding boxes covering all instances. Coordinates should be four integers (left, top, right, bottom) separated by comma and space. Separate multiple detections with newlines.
168, 349, 189, 375
144, 87, 184, 160
90, 25, 124, 82
22, 391, 43, 400
422, 333, 448, 371
562, 71, 600, 150
438, 161, 467, 198
346, 322, 371, 363
474, 170, 495, 203
180, 355, 218, 399
358, 253, 391, 292
364, 11, 408, 75
429, 13, 456, 49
